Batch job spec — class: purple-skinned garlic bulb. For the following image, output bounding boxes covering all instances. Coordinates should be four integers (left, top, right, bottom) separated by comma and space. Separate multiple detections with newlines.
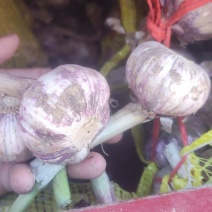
168, 0, 212, 44
18, 64, 110, 165
126, 41, 211, 117
0, 95, 32, 161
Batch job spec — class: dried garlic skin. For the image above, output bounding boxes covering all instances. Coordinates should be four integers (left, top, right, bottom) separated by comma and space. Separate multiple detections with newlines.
171, 1, 212, 44
0, 96, 32, 162
18, 65, 110, 165
126, 41, 211, 117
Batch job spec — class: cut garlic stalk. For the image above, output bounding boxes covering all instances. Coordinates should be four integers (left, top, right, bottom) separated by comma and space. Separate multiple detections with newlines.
0, 74, 34, 98
92, 102, 155, 147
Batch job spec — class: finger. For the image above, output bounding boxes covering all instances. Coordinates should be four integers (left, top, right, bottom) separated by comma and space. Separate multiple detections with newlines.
106, 133, 123, 144
0, 67, 51, 79
9, 164, 35, 194
0, 162, 13, 196
0, 34, 19, 64
67, 152, 106, 180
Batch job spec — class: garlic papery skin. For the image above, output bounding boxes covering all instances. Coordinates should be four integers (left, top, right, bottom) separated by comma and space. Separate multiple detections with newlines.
0, 95, 32, 162
126, 41, 211, 117
171, 1, 212, 44
18, 64, 110, 165
0, 74, 34, 99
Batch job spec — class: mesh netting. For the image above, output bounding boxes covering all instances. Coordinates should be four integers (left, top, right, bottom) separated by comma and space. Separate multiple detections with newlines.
0, 181, 136, 211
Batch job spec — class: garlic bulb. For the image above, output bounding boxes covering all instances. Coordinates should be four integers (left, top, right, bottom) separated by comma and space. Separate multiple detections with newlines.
18, 65, 110, 165
0, 95, 32, 162
126, 41, 211, 117
171, 1, 212, 44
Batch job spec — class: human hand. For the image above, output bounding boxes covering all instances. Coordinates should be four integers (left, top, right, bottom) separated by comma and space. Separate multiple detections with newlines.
0, 34, 122, 196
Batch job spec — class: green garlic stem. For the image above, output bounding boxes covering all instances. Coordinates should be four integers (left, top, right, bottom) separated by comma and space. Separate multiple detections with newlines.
92, 102, 155, 148
53, 167, 71, 208
131, 125, 150, 165
9, 184, 40, 212
100, 44, 130, 77
91, 171, 116, 204
119, 0, 137, 33
10, 159, 64, 211
136, 162, 158, 197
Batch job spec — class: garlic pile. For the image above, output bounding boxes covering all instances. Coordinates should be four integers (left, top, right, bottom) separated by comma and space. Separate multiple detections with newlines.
0, 94, 32, 161
126, 41, 211, 117
170, 0, 212, 44
17, 64, 110, 165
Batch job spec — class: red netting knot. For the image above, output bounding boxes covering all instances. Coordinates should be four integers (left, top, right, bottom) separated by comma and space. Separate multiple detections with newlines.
146, 15, 168, 44
146, 0, 212, 47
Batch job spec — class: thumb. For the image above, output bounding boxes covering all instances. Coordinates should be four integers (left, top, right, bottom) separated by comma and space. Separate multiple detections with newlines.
0, 162, 35, 196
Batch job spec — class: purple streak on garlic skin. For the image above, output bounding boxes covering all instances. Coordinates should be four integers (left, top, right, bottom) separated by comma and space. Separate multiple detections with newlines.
126, 41, 211, 117
0, 113, 32, 162
18, 64, 110, 165
34, 147, 86, 165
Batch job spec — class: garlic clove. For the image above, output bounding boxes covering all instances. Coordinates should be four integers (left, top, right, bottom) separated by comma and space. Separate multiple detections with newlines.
0, 108, 33, 162
18, 64, 110, 165
126, 41, 211, 117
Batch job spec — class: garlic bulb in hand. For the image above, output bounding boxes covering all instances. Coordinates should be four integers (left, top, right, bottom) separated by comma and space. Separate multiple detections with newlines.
126, 41, 211, 117
0, 95, 32, 161
18, 65, 110, 165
